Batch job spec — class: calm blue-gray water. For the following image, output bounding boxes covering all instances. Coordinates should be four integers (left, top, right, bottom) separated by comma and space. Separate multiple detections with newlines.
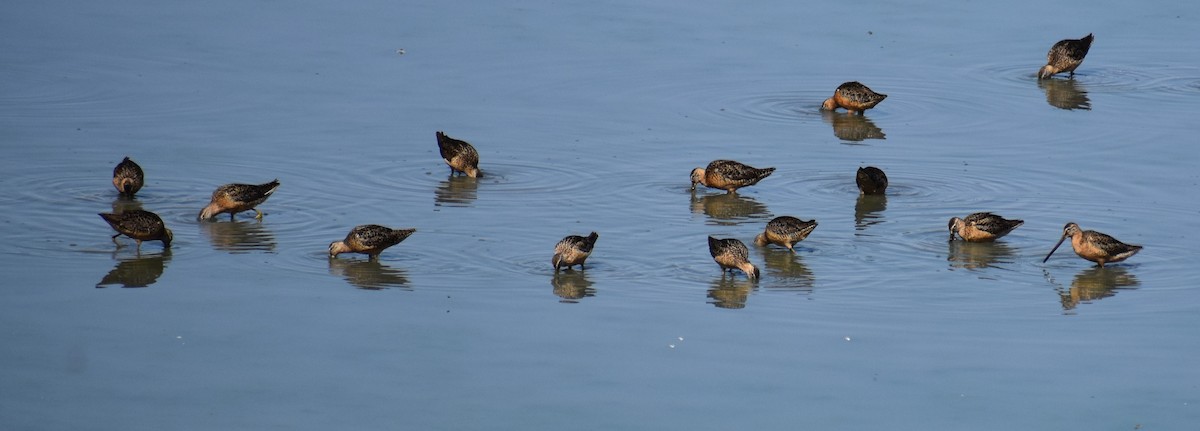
2, 0, 1199, 429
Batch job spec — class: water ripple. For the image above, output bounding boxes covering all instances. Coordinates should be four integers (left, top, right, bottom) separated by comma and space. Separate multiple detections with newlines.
971, 61, 1199, 94
368, 154, 610, 207
698, 89, 825, 125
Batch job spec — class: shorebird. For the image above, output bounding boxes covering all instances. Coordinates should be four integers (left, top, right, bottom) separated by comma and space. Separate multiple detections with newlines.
948, 212, 1024, 242
329, 224, 416, 260
708, 236, 759, 280
552, 231, 599, 272
1038, 33, 1093, 79
690, 160, 775, 194
1044, 222, 1141, 267
99, 209, 172, 250
436, 131, 480, 178
856, 166, 888, 195
821, 81, 887, 114
198, 179, 280, 221
112, 157, 144, 196
754, 216, 818, 253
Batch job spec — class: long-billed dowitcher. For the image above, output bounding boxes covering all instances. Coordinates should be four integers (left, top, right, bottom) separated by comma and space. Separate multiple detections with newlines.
552, 231, 599, 272
1038, 33, 1093, 79
436, 131, 480, 178
821, 81, 887, 114
329, 224, 416, 260
708, 236, 759, 280
99, 209, 172, 250
948, 212, 1024, 242
690, 160, 775, 194
1043, 222, 1141, 267
856, 166, 888, 195
112, 157, 144, 196
198, 179, 280, 221
754, 216, 817, 253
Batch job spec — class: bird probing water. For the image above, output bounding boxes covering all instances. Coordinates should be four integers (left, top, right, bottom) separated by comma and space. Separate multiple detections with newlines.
690, 160, 775, 194
329, 225, 416, 260
112, 157, 144, 196
198, 179, 281, 221
821, 81, 887, 114
948, 212, 1024, 242
552, 231, 599, 272
1038, 33, 1093, 80
708, 236, 759, 280
99, 209, 172, 250
1043, 222, 1141, 267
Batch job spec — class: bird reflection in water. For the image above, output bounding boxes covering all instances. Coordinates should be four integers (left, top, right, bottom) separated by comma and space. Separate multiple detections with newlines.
551, 271, 595, 303
110, 195, 143, 214
854, 194, 887, 232
947, 240, 1017, 271
1057, 267, 1139, 311
822, 110, 886, 142
200, 219, 277, 253
328, 259, 410, 290
761, 248, 815, 290
96, 249, 172, 288
434, 175, 478, 207
1038, 78, 1091, 110
690, 191, 771, 226
707, 275, 756, 309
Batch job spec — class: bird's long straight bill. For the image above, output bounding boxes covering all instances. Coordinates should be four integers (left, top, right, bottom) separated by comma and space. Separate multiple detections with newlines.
1043, 235, 1068, 263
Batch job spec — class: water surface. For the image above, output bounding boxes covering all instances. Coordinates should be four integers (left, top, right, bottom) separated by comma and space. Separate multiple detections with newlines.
2, 0, 1199, 429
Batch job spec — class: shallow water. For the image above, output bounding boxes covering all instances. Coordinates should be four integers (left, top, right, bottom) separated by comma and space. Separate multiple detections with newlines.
2, 0, 1199, 429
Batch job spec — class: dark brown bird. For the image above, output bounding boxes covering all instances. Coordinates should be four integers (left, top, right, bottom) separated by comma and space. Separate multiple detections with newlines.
1044, 222, 1141, 268
754, 216, 818, 253
198, 179, 280, 221
112, 156, 144, 196
948, 212, 1024, 242
436, 131, 480, 178
1038, 33, 1093, 79
552, 231, 599, 272
708, 236, 759, 280
856, 166, 888, 195
99, 209, 172, 250
690, 160, 775, 194
329, 225, 416, 260
821, 81, 887, 114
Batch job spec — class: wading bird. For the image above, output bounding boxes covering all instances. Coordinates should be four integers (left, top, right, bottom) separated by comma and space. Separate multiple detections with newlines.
708, 236, 759, 280
329, 224, 416, 260
754, 216, 818, 253
1043, 222, 1141, 267
1038, 33, 1093, 79
99, 209, 172, 250
690, 160, 774, 194
436, 131, 480, 178
821, 81, 887, 114
856, 166, 888, 195
198, 179, 281, 221
112, 157, 144, 196
948, 212, 1024, 242
552, 231, 599, 272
